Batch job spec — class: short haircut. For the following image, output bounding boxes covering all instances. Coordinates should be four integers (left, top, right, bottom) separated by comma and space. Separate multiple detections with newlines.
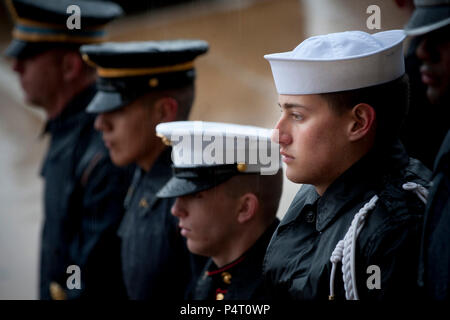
140, 83, 195, 121
224, 169, 283, 223
320, 74, 410, 141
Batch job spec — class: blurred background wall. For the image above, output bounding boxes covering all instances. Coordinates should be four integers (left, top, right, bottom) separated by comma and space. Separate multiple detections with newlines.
0, 0, 412, 299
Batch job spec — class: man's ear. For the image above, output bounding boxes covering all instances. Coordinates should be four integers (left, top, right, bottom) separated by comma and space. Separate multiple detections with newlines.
62, 52, 84, 82
237, 193, 259, 224
347, 103, 376, 142
153, 97, 178, 123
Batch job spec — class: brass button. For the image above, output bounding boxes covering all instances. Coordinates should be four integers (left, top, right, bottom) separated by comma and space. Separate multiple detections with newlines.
149, 78, 159, 88
216, 293, 225, 300
221, 272, 232, 284
156, 133, 172, 146
236, 163, 247, 172
49, 282, 67, 300
139, 198, 149, 208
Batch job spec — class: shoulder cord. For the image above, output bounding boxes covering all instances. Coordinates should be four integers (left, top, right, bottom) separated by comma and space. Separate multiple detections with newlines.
402, 182, 428, 205
329, 195, 379, 300
328, 182, 428, 300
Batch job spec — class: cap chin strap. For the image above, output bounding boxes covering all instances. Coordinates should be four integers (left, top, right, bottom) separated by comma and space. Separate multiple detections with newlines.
328, 182, 428, 300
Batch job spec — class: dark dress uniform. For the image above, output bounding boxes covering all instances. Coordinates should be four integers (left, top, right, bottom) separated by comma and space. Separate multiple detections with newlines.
40, 85, 131, 300
418, 130, 450, 300
118, 149, 196, 300
263, 140, 431, 300
191, 220, 279, 300
80, 40, 210, 300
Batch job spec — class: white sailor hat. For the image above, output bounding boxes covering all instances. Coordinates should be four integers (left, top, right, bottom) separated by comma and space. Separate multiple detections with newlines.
156, 121, 281, 198
264, 30, 406, 95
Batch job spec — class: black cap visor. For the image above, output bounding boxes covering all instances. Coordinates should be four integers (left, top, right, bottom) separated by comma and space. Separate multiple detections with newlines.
4, 39, 78, 59
157, 174, 234, 198
405, 6, 450, 36
86, 91, 130, 113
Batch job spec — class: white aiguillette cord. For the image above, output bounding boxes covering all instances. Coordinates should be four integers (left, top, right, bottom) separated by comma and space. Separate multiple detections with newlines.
328, 182, 428, 300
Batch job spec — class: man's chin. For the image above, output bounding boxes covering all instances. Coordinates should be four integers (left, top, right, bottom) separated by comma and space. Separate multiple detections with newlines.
110, 153, 131, 168
285, 169, 305, 184
427, 86, 449, 106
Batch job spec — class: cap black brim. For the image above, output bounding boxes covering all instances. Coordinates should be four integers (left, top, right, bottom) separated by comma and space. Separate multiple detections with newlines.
86, 91, 129, 113
157, 175, 233, 198
4, 40, 50, 59
4, 39, 80, 59
405, 6, 450, 36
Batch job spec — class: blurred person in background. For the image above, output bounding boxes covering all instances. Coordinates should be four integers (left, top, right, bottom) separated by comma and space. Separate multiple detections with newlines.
81, 40, 209, 300
404, 0, 450, 300
4, 0, 131, 300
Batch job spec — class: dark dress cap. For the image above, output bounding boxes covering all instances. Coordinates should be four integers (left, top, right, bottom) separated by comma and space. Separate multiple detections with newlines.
404, 0, 450, 36
80, 40, 209, 113
4, 0, 123, 59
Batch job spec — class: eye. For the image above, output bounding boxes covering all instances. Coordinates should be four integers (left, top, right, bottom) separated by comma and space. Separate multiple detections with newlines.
291, 112, 303, 121
189, 192, 203, 199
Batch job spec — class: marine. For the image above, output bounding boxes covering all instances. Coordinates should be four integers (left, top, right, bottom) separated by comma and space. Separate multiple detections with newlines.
156, 121, 283, 300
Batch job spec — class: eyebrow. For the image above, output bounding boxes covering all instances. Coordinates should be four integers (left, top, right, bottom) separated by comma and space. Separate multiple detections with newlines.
278, 102, 311, 111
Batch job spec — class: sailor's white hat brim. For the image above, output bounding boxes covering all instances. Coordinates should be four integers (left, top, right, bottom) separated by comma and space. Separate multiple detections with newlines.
265, 30, 406, 94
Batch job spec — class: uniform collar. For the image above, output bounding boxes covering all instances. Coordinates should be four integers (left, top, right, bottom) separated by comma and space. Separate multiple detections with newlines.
43, 84, 97, 134
315, 138, 410, 231
124, 148, 173, 211
206, 219, 279, 276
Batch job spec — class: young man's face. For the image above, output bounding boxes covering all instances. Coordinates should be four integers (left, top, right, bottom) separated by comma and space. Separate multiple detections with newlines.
171, 182, 239, 259
273, 94, 350, 189
12, 49, 63, 111
416, 27, 450, 105
94, 97, 161, 168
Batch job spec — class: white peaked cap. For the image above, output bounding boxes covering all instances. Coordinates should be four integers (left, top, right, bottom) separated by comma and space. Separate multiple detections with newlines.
264, 30, 406, 94
155, 121, 281, 175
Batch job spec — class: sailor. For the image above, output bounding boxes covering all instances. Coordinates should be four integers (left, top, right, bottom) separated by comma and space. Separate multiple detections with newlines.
156, 121, 283, 300
81, 40, 209, 299
263, 30, 431, 300
4, 0, 129, 300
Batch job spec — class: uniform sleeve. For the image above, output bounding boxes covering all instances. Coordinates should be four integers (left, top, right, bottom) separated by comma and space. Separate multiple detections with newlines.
358, 208, 424, 300
68, 153, 132, 299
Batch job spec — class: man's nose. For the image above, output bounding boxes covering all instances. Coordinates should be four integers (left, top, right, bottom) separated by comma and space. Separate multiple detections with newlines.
12, 59, 24, 73
94, 113, 107, 132
272, 117, 292, 146
171, 197, 187, 218
416, 36, 435, 63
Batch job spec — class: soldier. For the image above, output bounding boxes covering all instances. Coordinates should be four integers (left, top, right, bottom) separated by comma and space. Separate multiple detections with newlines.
404, 0, 450, 300
263, 30, 431, 300
81, 40, 209, 300
4, 0, 130, 300
156, 121, 283, 300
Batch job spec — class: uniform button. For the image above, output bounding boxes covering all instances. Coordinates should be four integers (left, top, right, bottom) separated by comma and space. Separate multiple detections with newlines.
216, 293, 225, 300
49, 282, 67, 300
221, 272, 232, 284
139, 198, 149, 208
305, 211, 315, 223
